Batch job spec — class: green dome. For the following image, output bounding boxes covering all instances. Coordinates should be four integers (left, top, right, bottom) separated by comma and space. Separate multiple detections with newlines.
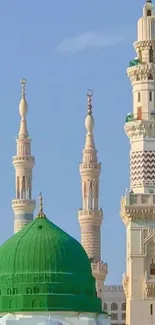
0, 214, 102, 313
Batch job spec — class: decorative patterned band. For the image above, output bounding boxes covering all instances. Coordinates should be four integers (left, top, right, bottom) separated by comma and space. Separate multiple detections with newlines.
130, 151, 155, 186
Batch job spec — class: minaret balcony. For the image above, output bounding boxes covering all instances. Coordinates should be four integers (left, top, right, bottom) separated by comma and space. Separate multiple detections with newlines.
124, 113, 155, 139
12, 199, 36, 214
78, 209, 103, 226
120, 191, 155, 224
79, 162, 101, 174
13, 155, 35, 168
91, 261, 108, 281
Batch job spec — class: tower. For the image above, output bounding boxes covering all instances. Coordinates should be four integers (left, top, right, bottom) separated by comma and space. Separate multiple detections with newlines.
12, 79, 35, 233
78, 91, 107, 299
120, 1, 155, 324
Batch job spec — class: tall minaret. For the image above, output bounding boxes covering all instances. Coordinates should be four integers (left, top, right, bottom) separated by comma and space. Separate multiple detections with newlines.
120, 2, 155, 325
78, 91, 107, 300
12, 79, 36, 233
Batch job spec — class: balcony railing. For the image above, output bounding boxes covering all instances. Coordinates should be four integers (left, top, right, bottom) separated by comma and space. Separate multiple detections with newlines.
126, 111, 155, 123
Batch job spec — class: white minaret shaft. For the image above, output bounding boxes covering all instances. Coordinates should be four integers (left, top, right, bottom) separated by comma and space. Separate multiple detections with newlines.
78, 91, 107, 299
126, 0, 155, 193
121, 2, 155, 325
12, 79, 35, 233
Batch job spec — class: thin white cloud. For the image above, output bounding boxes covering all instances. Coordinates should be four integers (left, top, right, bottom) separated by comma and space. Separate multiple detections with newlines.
57, 30, 125, 53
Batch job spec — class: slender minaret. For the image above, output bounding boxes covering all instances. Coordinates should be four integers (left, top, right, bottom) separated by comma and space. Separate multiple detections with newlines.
78, 91, 107, 300
12, 79, 36, 233
120, 2, 155, 325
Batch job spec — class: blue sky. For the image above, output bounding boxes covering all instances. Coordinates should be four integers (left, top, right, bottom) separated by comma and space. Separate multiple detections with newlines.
0, 0, 146, 284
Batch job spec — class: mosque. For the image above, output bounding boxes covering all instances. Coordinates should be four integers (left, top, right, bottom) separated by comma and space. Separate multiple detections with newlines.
0, 80, 109, 323
0, 1, 155, 325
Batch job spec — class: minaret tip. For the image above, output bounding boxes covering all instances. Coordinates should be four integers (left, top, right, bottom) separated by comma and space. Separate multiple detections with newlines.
20, 78, 27, 99
85, 89, 94, 133
87, 89, 94, 115
37, 192, 46, 219
19, 78, 28, 119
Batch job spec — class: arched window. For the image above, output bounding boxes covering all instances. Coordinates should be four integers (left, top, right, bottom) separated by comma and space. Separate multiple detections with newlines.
22, 176, 26, 191
7, 289, 11, 295
111, 313, 118, 320
147, 10, 152, 16
111, 302, 118, 311
13, 288, 18, 295
26, 288, 32, 294
148, 73, 153, 80
17, 176, 20, 199
149, 47, 154, 63
138, 92, 141, 102
150, 91, 152, 101
122, 313, 126, 320
103, 302, 108, 311
150, 259, 155, 275
33, 287, 39, 294
121, 302, 126, 310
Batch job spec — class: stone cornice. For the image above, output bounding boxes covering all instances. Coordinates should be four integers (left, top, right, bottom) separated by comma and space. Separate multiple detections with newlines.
120, 193, 155, 224
134, 40, 155, 51
127, 63, 155, 83
124, 120, 155, 140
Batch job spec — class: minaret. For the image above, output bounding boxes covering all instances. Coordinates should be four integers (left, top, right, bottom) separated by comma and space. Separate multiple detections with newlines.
120, 2, 155, 325
78, 91, 107, 300
12, 79, 36, 233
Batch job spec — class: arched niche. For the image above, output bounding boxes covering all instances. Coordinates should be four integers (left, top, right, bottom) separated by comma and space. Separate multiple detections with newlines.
144, 238, 155, 276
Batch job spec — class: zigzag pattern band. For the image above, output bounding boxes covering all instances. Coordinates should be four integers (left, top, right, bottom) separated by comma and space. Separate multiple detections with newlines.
130, 151, 155, 186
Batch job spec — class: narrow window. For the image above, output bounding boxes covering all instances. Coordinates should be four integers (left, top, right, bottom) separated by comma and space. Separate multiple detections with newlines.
150, 259, 155, 275
150, 91, 152, 101
148, 73, 153, 80
149, 47, 154, 63
138, 92, 141, 102
150, 304, 153, 315
137, 107, 142, 120
147, 10, 152, 17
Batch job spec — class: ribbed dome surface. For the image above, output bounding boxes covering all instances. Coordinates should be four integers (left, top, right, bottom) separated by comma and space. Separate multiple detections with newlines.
0, 217, 102, 313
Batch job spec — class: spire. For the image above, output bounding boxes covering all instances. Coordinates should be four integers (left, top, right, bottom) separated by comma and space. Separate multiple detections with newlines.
83, 90, 96, 163
78, 91, 107, 299
12, 79, 35, 233
18, 79, 28, 138
146, 0, 152, 3
37, 193, 46, 219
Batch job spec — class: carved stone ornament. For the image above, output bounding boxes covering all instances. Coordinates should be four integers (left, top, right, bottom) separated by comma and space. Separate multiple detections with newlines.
120, 196, 155, 225
125, 120, 155, 140
134, 40, 155, 51
127, 64, 155, 83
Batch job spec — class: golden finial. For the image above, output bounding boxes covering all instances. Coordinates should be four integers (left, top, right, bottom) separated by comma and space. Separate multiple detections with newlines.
36, 192, 46, 219
86, 89, 94, 115
20, 78, 27, 99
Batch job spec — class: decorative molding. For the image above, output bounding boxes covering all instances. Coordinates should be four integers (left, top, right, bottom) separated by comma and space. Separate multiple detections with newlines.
127, 63, 155, 83
134, 40, 155, 51
103, 285, 124, 292
125, 120, 155, 140
120, 193, 155, 224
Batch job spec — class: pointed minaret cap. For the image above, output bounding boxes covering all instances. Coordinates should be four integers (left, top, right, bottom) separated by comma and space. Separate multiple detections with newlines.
36, 192, 47, 219
85, 90, 94, 133
19, 79, 28, 118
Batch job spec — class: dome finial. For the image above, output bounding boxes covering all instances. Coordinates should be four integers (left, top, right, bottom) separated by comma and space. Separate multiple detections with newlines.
37, 192, 46, 219
87, 89, 94, 115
